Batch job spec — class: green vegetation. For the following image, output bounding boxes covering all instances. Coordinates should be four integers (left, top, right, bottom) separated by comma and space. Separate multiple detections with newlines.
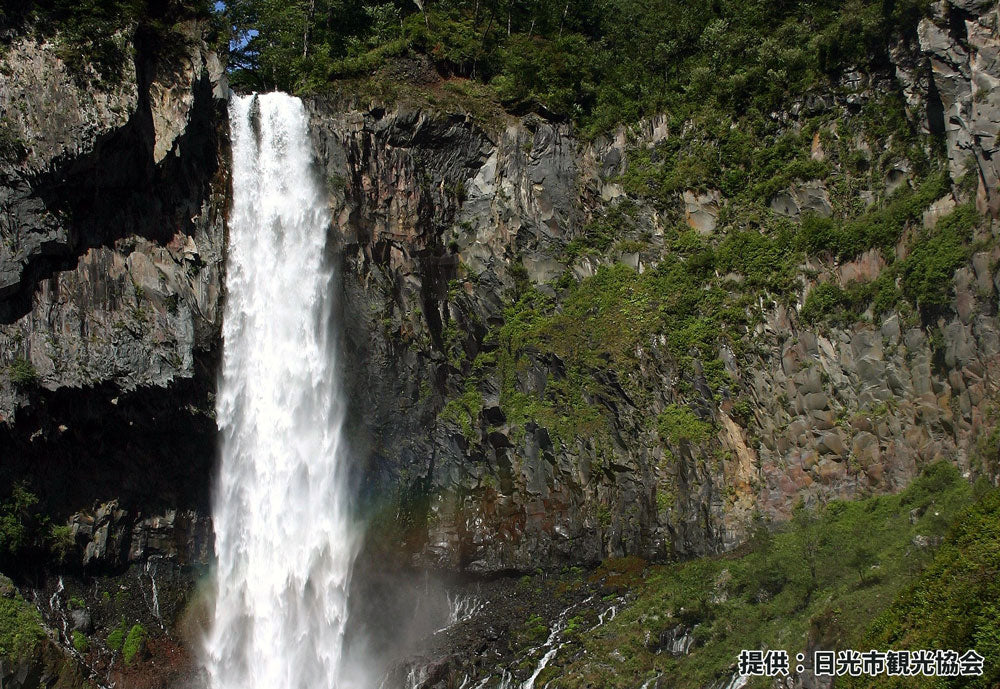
520, 614, 549, 645
564, 201, 638, 260
851, 484, 1000, 688
0, 483, 41, 559
438, 383, 483, 441
656, 405, 712, 444
72, 630, 89, 654
48, 525, 75, 565
0, 483, 76, 574
795, 172, 951, 259
122, 623, 147, 664
543, 462, 978, 688
800, 201, 981, 324
454, 254, 746, 450
106, 618, 127, 651
0, 586, 46, 660
623, 117, 831, 208
901, 203, 978, 309
7, 356, 39, 389
799, 272, 901, 324
217, 0, 934, 135
67, 596, 85, 610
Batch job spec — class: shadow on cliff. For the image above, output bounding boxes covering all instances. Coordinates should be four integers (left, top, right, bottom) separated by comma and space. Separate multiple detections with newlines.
0, 349, 219, 522
0, 27, 224, 324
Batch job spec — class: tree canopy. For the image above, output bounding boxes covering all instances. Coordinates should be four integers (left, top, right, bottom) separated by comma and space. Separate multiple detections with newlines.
215, 0, 934, 134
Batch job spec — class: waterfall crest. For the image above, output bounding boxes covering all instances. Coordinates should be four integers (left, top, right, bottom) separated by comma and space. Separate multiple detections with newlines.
205, 92, 356, 689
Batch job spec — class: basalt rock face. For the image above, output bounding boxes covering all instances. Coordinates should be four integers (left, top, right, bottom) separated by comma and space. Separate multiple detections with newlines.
0, 19, 226, 689
319, 0, 1000, 578
912, 0, 1000, 215
311, 102, 655, 572
0, 17, 227, 512
0, 22, 227, 415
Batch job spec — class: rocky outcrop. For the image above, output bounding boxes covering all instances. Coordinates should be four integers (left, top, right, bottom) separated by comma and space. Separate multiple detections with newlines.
311, 102, 662, 572
0, 20, 228, 418
913, 0, 1000, 215
769, 180, 833, 218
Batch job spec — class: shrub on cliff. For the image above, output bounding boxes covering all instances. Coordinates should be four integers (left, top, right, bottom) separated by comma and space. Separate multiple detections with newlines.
0, 484, 43, 560
656, 405, 712, 444
0, 483, 77, 575
7, 357, 38, 389
901, 203, 977, 310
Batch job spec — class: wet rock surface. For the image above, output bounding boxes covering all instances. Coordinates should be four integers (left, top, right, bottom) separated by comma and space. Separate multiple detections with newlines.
374, 570, 625, 689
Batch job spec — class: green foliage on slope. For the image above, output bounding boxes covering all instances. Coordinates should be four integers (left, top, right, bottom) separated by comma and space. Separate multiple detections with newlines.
0, 584, 46, 661
106, 618, 127, 651
795, 171, 952, 259
542, 462, 979, 689
449, 247, 753, 450
851, 484, 1000, 688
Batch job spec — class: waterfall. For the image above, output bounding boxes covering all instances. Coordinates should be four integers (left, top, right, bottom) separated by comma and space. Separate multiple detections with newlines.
204, 92, 357, 689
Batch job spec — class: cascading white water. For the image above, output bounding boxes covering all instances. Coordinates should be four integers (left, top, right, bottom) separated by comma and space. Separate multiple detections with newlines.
205, 92, 357, 689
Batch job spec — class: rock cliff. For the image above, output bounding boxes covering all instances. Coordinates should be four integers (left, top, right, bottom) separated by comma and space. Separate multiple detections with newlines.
318, 0, 1000, 577
0, 17, 226, 689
